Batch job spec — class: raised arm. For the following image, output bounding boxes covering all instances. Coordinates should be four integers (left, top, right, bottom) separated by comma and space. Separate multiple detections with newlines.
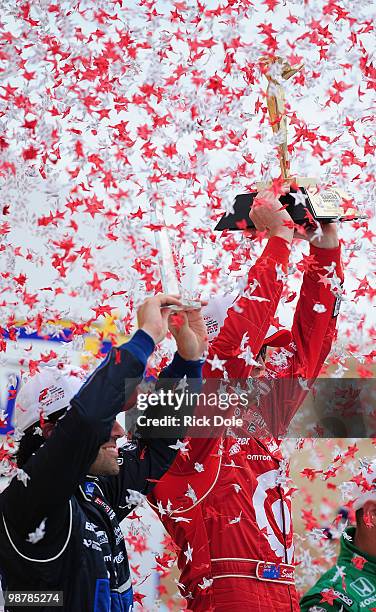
263, 223, 344, 434
290, 224, 343, 379
100, 307, 207, 521
0, 295, 182, 537
266, 223, 343, 380
148, 196, 294, 507
206, 188, 294, 378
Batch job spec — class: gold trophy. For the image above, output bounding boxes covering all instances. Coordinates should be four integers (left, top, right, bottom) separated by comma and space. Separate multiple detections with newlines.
215, 56, 363, 232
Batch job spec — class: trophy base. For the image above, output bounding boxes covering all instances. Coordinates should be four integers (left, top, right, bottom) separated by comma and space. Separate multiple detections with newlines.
214, 185, 364, 232
161, 300, 202, 311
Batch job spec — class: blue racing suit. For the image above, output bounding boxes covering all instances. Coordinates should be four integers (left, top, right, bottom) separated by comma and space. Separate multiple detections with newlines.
0, 330, 203, 611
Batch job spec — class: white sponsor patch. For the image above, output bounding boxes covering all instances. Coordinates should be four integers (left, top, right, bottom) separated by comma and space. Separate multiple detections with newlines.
351, 576, 375, 598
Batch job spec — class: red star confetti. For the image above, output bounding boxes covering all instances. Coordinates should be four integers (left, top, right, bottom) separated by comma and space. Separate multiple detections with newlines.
0, 1, 374, 607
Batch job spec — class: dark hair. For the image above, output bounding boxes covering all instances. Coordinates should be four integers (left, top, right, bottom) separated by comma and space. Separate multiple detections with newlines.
16, 407, 68, 468
257, 345, 267, 361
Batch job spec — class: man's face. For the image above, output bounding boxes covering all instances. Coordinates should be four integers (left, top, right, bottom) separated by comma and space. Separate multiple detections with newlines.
89, 420, 125, 476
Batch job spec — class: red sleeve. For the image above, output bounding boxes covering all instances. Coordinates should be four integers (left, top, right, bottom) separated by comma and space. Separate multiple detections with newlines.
297, 243, 343, 379
277, 243, 343, 379
204, 236, 291, 379
147, 240, 292, 509
263, 242, 344, 434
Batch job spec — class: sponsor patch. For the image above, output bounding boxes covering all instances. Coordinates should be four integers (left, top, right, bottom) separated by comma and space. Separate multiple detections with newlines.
256, 561, 295, 583
247, 454, 273, 461
203, 316, 219, 338
84, 482, 95, 496
351, 576, 375, 598
262, 564, 280, 579
83, 538, 102, 552
360, 594, 376, 608
322, 588, 353, 607
38, 385, 65, 407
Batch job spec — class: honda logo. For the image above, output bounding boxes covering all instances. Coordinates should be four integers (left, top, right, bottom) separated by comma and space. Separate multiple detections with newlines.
351, 577, 375, 597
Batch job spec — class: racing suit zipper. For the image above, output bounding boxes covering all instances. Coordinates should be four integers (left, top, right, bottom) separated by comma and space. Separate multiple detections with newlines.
278, 483, 294, 611
254, 439, 295, 611
278, 484, 288, 565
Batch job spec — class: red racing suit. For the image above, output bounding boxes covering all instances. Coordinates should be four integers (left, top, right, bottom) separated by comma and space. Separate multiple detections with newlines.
148, 236, 344, 612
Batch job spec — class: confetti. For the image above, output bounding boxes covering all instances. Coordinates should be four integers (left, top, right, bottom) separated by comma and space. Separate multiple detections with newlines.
27, 518, 47, 544
0, 0, 374, 607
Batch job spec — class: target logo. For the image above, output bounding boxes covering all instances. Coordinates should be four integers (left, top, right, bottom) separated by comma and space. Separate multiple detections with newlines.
252, 468, 293, 563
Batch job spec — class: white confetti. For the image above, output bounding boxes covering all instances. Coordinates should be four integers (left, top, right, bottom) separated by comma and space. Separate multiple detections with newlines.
198, 577, 213, 589
313, 303, 327, 313
229, 511, 242, 524
185, 484, 197, 504
184, 543, 193, 563
27, 518, 47, 544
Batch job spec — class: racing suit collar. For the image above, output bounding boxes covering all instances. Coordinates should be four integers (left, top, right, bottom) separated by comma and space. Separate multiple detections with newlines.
339, 526, 376, 572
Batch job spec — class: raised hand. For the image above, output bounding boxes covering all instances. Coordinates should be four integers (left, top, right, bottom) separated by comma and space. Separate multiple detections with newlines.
168, 307, 208, 361
137, 294, 183, 344
250, 186, 294, 242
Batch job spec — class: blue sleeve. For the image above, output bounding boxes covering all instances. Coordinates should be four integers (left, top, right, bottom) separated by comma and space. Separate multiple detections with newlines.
73, 330, 154, 424
1, 334, 154, 538
159, 352, 204, 380
124, 329, 155, 367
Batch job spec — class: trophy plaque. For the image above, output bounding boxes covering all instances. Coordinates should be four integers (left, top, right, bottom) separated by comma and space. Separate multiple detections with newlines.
215, 57, 363, 232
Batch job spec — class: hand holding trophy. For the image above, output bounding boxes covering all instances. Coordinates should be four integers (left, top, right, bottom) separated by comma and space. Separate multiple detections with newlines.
249, 185, 294, 242
215, 56, 364, 233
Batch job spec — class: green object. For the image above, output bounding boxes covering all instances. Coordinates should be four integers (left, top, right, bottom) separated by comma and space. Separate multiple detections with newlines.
300, 527, 376, 611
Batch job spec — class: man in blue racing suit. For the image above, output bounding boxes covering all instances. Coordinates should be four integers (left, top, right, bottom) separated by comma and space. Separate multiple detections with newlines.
0, 294, 207, 611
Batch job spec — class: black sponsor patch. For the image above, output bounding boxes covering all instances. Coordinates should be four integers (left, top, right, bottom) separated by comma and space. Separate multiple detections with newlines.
332, 589, 354, 607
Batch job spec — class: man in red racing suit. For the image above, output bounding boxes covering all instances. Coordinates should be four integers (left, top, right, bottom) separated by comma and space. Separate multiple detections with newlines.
148, 190, 344, 611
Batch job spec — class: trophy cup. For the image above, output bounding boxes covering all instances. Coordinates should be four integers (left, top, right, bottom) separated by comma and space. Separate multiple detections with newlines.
215, 56, 363, 232
153, 199, 201, 310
